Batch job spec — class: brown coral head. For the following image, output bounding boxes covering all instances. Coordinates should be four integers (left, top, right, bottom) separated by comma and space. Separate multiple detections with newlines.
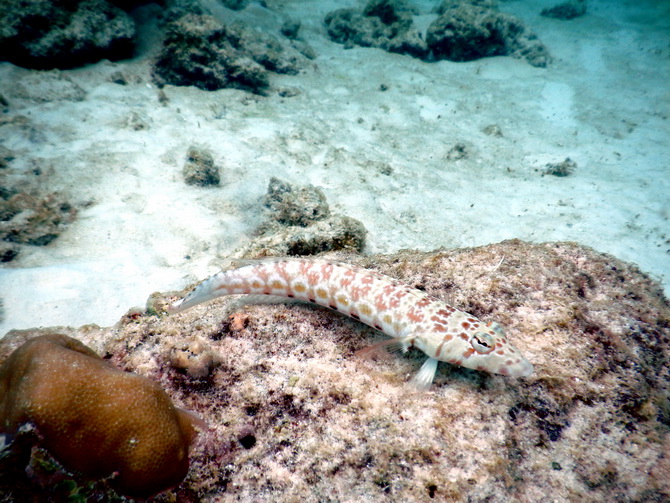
0, 333, 202, 498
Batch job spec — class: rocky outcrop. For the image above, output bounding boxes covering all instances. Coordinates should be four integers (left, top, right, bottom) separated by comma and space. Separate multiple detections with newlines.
1, 240, 668, 501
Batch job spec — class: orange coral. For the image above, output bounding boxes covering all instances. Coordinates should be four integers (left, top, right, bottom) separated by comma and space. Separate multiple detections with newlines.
0, 333, 202, 498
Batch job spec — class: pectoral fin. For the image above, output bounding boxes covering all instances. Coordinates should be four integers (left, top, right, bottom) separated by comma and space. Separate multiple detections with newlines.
410, 357, 439, 390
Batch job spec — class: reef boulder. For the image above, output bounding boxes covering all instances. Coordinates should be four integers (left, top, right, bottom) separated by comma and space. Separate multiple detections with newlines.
1, 240, 668, 501
0, 0, 136, 70
426, 1, 551, 67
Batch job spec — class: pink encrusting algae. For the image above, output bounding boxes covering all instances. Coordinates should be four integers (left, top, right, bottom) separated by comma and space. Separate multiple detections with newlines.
169, 258, 533, 388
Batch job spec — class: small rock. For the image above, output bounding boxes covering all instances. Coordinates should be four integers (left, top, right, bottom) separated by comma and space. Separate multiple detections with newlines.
541, 0, 587, 20
167, 337, 217, 378
483, 124, 503, 137
233, 178, 366, 258
220, 0, 249, 10
263, 177, 330, 227
447, 142, 469, 160
109, 70, 128, 85
543, 157, 577, 177
0, 242, 19, 262
280, 19, 301, 40
0, 192, 77, 246
182, 146, 220, 187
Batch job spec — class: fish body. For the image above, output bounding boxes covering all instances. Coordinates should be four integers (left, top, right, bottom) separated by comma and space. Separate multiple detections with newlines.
169, 258, 533, 387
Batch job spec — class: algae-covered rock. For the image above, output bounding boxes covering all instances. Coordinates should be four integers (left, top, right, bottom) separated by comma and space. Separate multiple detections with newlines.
0, 150, 78, 261
152, 13, 269, 93
262, 177, 330, 227
152, 12, 312, 94
0, 192, 77, 247
232, 177, 366, 258
182, 146, 221, 187
0, 0, 135, 70
325, 0, 429, 59
325, 0, 551, 67
427, 1, 551, 67
541, 0, 587, 20
2, 240, 668, 501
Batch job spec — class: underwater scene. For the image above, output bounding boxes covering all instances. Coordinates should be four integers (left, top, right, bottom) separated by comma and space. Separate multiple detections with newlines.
0, 0, 669, 501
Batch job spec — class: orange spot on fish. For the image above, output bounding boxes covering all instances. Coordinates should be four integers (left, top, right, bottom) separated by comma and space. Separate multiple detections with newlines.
307, 271, 320, 286
374, 295, 388, 311
298, 261, 313, 275
255, 267, 270, 282
407, 307, 424, 323
435, 341, 445, 358
275, 262, 290, 280
361, 275, 374, 285
320, 263, 334, 280
415, 297, 431, 308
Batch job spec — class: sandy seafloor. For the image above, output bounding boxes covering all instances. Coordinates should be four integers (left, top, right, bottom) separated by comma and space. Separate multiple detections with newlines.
0, 0, 668, 336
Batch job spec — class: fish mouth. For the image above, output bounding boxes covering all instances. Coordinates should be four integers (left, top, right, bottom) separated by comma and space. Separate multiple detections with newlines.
510, 359, 534, 377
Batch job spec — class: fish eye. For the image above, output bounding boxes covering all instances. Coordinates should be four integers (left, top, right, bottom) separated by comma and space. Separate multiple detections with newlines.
470, 332, 495, 355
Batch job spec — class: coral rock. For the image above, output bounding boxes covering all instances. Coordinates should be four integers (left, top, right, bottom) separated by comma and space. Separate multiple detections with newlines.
3, 241, 669, 501
427, 2, 551, 67
183, 146, 221, 187
541, 0, 587, 20
233, 177, 366, 257
324, 1, 429, 59
0, 333, 201, 498
152, 12, 312, 94
0, 0, 135, 70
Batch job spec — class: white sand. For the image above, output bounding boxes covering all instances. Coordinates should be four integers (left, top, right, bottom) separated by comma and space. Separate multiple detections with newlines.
1, 0, 668, 335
